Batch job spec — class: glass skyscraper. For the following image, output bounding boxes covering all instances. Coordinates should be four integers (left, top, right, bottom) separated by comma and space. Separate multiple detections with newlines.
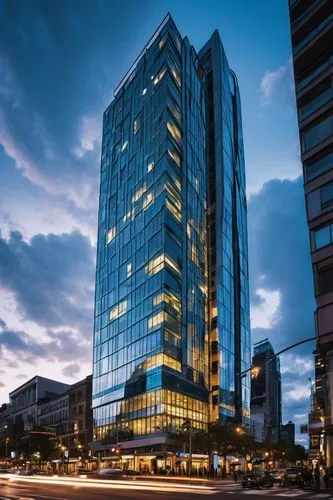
92, 15, 250, 458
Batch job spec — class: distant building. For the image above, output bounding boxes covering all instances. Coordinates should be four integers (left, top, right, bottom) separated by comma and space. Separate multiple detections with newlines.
250, 340, 282, 442
9, 376, 70, 433
281, 421, 295, 447
68, 375, 93, 453
289, 0, 333, 465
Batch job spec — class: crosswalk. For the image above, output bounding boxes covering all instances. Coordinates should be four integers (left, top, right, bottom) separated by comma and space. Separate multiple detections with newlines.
213, 483, 333, 498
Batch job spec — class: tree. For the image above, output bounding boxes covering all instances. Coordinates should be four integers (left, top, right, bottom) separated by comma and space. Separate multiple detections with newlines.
234, 433, 258, 471
209, 422, 235, 478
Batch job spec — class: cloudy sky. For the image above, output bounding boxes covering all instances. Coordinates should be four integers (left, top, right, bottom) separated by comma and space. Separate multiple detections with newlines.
0, 0, 315, 444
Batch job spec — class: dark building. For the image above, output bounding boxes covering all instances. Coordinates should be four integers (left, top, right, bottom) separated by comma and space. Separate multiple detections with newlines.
281, 420, 295, 447
68, 375, 93, 454
251, 340, 282, 443
289, 0, 333, 464
92, 14, 250, 463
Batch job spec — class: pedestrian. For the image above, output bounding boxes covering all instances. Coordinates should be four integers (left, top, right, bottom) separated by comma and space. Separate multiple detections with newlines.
233, 470, 238, 482
324, 468, 329, 489
314, 466, 320, 489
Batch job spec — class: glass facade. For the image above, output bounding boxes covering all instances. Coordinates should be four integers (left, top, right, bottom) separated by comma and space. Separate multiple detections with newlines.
289, 0, 333, 465
93, 15, 250, 447
199, 32, 251, 422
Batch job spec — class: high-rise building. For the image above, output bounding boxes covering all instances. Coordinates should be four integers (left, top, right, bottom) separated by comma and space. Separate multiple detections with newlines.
92, 14, 250, 461
250, 340, 282, 443
281, 420, 295, 447
289, 0, 333, 463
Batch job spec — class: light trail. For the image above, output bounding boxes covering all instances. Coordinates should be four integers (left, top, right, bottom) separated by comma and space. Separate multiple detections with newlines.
0, 474, 216, 495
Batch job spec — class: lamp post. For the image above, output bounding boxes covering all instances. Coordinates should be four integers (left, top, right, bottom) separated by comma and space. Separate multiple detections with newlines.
5, 437, 9, 462
182, 418, 192, 476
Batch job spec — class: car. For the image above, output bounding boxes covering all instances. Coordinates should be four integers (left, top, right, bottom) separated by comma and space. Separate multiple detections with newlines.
123, 469, 140, 476
70, 469, 95, 478
281, 467, 309, 487
242, 471, 274, 489
96, 468, 123, 478
17, 469, 34, 476
270, 469, 284, 484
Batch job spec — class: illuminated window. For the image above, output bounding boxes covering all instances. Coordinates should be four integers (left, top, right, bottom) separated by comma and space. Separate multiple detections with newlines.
153, 291, 181, 313
159, 33, 168, 50
146, 254, 164, 276
165, 255, 181, 275
167, 121, 181, 144
126, 263, 132, 278
187, 223, 191, 239
121, 141, 128, 152
109, 301, 127, 322
168, 148, 181, 167
106, 226, 116, 244
171, 68, 181, 87
147, 161, 154, 172
133, 119, 139, 134
146, 254, 180, 276
148, 312, 164, 330
153, 67, 166, 85
132, 184, 147, 203
143, 192, 154, 210
166, 198, 182, 222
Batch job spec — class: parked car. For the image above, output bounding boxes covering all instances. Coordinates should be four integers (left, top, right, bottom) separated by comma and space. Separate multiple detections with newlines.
17, 469, 34, 476
281, 467, 309, 487
242, 471, 274, 489
270, 469, 285, 484
70, 469, 95, 478
96, 468, 123, 478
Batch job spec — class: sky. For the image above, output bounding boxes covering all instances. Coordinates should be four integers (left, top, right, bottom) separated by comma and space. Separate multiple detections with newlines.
0, 0, 315, 445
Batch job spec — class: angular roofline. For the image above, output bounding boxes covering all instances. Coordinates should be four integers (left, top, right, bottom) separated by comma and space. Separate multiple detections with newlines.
113, 13, 182, 98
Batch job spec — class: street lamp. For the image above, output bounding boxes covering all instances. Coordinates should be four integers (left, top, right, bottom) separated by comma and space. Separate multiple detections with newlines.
5, 437, 9, 461
182, 418, 192, 477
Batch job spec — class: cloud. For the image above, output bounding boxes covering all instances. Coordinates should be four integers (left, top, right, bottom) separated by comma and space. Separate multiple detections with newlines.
280, 354, 314, 375
283, 382, 310, 402
62, 363, 81, 379
0, 230, 95, 335
16, 374, 28, 380
0, 382, 5, 388
259, 59, 294, 104
250, 288, 281, 329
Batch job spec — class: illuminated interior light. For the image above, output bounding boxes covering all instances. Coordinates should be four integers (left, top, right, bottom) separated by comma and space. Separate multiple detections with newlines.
147, 161, 154, 172
109, 300, 127, 322
106, 226, 116, 244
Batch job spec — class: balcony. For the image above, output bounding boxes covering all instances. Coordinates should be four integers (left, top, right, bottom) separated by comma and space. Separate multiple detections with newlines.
296, 57, 332, 94
294, 14, 333, 57
292, 0, 325, 34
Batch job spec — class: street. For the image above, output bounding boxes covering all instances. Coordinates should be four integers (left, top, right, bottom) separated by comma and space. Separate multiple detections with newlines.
1, 477, 333, 500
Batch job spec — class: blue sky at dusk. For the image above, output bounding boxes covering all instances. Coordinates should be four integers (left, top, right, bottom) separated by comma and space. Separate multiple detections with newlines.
0, 0, 315, 444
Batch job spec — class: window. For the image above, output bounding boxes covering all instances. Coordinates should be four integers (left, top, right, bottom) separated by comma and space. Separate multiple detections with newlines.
126, 263, 132, 278
153, 290, 181, 313
321, 182, 333, 210
314, 224, 333, 250
148, 312, 164, 330
109, 301, 128, 322
121, 140, 128, 152
153, 67, 167, 86
305, 151, 333, 181
302, 116, 333, 153
143, 192, 154, 210
147, 161, 154, 172
316, 257, 333, 295
142, 88, 147, 95
167, 120, 182, 144
107, 226, 116, 244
